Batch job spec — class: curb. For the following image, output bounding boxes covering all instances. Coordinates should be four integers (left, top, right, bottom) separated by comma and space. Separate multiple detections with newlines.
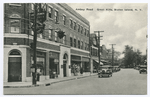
4, 74, 97, 88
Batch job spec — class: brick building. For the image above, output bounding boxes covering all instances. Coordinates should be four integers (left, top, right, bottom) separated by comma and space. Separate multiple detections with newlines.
4, 3, 90, 82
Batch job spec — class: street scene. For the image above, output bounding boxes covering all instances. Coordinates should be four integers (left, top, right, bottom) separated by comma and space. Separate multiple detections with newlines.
4, 69, 147, 95
3, 3, 148, 95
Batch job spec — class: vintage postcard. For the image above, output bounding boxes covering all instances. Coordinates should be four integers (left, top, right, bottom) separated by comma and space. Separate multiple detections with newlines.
2, 1, 149, 96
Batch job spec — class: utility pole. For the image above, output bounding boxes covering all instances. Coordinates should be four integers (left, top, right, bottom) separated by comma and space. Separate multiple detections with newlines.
110, 44, 116, 66
33, 3, 37, 85
94, 31, 104, 69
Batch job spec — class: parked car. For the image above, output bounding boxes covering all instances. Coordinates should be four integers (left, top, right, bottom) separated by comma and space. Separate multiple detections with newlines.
98, 65, 112, 78
139, 65, 147, 74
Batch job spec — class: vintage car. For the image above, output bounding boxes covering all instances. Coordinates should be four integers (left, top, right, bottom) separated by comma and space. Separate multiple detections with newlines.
98, 65, 112, 78
139, 65, 147, 74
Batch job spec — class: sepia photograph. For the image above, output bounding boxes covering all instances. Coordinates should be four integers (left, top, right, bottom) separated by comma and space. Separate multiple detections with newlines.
2, 0, 149, 96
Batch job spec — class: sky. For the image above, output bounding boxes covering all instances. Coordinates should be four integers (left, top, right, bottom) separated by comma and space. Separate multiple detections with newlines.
67, 3, 148, 57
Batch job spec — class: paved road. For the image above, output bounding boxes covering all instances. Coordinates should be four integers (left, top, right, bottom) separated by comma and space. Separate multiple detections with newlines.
4, 69, 147, 95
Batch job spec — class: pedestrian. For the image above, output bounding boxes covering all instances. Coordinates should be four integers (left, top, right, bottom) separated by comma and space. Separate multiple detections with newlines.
80, 67, 83, 75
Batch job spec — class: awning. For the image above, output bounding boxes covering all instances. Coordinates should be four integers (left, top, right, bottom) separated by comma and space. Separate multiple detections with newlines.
93, 59, 103, 65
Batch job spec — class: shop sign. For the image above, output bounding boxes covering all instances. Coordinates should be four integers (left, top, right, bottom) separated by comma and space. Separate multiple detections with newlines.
49, 51, 59, 58
82, 57, 89, 62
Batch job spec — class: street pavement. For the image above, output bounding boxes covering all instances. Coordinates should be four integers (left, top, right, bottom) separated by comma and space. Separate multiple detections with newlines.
4, 69, 147, 95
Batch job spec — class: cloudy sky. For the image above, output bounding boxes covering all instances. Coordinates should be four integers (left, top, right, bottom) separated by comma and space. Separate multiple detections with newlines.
67, 3, 148, 56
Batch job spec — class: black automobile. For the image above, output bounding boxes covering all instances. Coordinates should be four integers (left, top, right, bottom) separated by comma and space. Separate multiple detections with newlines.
98, 65, 112, 78
139, 65, 147, 74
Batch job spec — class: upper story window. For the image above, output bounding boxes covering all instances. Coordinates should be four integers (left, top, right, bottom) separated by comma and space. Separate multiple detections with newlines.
78, 40, 80, 49
9, 3, 21, 6
81, 26, 83, 34
78, 24, 80, 32
10, 19, 20, 33
63, 35, 66, 44
48, 6, 52, 18
85, 43, 87, 50
31, 3, 34, 10
48, 29, 52, 40
69, 19, 73, 28
63, 15, 66, 25
84, 29, 86, 36
54, 10, 58, 23
87, 30, 89, 37
70, 37, 73, 46
55, 31, 58, 42
74, 38, 76, 47
73, 22, 76, 30
81, 41, 83, 49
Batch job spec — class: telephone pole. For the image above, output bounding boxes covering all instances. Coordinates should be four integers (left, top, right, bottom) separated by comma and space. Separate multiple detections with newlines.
33, 3, 37, 85
110, 44, 116, 66
94, 31, 104, 69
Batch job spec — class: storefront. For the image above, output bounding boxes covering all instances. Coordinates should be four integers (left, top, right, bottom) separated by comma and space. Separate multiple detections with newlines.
31, 50, 46, 79
49, 51, 59, 78
71, 55, 81, 76
82, 57, 90, 72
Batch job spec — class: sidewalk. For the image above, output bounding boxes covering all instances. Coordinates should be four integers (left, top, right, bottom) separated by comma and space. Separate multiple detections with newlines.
4, 73, 97, 88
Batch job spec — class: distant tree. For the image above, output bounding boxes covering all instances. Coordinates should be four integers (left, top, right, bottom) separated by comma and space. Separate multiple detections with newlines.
123, 45, 142, 68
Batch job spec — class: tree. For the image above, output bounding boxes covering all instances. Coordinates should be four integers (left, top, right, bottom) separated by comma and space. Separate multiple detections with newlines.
123, 45, 142, 68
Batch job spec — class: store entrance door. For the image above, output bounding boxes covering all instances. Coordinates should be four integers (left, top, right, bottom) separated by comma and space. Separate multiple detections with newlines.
63, 61, 67, 77
63, 53, 68, 77
8, 57, 22, 82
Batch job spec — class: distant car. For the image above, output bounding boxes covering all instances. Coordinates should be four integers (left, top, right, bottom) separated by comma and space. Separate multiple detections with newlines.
139, 65, 147, 74
98, 65, 112, 78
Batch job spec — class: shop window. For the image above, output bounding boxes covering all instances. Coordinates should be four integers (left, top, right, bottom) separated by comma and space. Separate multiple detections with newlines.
10, 19, 20, 33
48, 6, 52, 18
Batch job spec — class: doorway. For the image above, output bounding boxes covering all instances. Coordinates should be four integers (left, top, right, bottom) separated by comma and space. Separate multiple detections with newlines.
8, 50, 22, 82
63, 54, 68, 77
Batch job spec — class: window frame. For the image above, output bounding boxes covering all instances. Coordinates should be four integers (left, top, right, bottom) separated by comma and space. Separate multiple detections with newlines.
9, 19, 21, 33
48, 6, 52, 18
54, 10, 59, 23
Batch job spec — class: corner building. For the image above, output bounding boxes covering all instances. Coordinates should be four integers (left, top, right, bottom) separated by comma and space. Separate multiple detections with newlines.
4, 3, 90, 82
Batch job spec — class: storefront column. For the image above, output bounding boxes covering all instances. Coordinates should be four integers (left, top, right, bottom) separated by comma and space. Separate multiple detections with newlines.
45, 51, 49, 79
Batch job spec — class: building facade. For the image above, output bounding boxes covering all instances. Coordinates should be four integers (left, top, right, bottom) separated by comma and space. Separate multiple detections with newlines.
4, 3, 90, 82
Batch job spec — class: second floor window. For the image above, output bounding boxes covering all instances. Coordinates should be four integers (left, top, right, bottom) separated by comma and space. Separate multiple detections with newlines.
84, 29, 86, 36
54, 11, 58, 23
70, 37, 73, 46
81, 26, 83, 34
74, 22, 76, 30
48, 29, 52, 39
69, 19, 73, 28
48, 7, 52, 18
55, 31, 58, 41
63, 35, 66, 44
63, 15, 66, 25
78, 24, 80, 32
74, 39, 76, 47
78, 40, 80, 49
10, 19, 20, 33
81, 41, 83, 49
